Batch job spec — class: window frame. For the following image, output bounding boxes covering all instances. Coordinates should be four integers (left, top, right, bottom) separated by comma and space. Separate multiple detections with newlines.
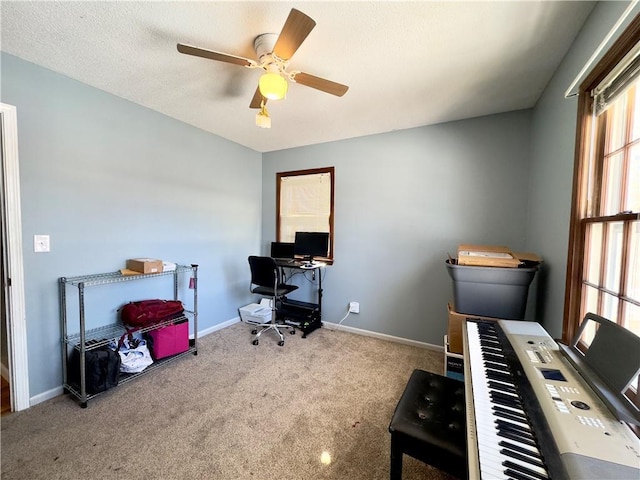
564, 15, 640, 344
276, 166, 335, 264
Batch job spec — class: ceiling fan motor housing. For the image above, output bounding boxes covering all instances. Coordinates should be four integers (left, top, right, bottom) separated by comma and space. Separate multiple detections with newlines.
254, 33, 279, 67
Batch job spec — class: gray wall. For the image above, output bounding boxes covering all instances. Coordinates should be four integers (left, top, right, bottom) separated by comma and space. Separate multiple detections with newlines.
1, 53, 261, 398
262, 110, 533, 345
526, 1, 635, 337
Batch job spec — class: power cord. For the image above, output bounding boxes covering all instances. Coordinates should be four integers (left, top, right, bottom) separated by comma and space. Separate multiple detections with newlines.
338, 305, 351, 325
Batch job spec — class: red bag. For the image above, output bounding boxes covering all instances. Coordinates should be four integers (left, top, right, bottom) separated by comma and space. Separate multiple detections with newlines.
146, 320, 189, 359
120, 299, 184, 327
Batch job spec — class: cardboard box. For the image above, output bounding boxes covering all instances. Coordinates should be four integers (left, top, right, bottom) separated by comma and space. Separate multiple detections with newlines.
457, 244, 542, 268
444, 335, 464, 382
447, 303, 496, 354
126, 258, 163, 274
457, 244, 520, 268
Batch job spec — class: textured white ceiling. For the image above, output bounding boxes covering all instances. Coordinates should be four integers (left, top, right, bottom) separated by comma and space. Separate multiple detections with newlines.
1, 1, 595, 152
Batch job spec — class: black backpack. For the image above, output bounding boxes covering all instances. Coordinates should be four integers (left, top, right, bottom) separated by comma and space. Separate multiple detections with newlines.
69, 345, 121, 394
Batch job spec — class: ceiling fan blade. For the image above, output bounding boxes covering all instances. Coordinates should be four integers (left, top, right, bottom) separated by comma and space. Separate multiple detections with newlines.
292, 72, 349, 97
177, 43, 255, 67
249, 86, 267, 109
272, 9, 316, 61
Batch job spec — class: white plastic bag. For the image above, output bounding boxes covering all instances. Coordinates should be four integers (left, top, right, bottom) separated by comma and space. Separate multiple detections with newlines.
117, 336, 153, 374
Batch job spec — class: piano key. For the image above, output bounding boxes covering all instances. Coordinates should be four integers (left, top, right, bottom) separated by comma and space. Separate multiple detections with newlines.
496, 427, 535, 447
499, 440, 543, 460
484, 352, 508, 363
496, 424, 536, 444
465, 320, 551, 480
504, 468, 540, 480
490, 392, 522, 409
485, 361, 511, 372
486, 369, 515, 383
497, 429, 539, 448
502, 460, 549, 480
489, 380, 518, 394
494, 409, 533, 428
496, 418, 534, 436
501, 447, 547, 470
493, 405, 528, 421
490, 388, 520, 402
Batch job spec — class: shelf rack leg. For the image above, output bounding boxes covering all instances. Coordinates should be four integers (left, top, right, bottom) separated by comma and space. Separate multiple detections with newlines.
192, 264, 198, 355
59, 277, 69, 390
78, 282, 87, 406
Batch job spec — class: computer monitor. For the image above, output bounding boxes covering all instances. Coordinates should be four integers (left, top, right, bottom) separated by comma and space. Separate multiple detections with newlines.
271, 241, 295, 259
294, 232, 329, 262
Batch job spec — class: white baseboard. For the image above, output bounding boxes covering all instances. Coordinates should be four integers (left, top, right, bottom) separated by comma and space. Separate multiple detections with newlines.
322, 321, 444, 353
27, 317, 243, 408
30, 386, 64, 407
29, 316, 439, 408
194, 316, 240, 338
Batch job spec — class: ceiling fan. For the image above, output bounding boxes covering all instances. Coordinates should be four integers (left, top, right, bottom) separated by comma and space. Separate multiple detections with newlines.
177, 8, 349, 126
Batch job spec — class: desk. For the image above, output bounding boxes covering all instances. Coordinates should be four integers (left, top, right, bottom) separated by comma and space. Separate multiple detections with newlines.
275, 259, 324, 337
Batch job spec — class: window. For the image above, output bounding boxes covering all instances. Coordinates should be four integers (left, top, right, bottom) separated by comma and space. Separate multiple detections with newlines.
565, 18, 640, 407
276, 167, 334, 263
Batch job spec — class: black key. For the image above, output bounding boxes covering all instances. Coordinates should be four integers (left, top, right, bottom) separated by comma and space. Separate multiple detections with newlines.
480, 345, 504, 358
487, 369, 514, 383
489, 380, 518, 394
489, 389, 519, 403
494, 408, 530, 425
485, 360, 510, 372
491, 391, 522, 407
502, 460, 548, 480
496, 417, 531, 431
504, 468, 539, 480
491, 394, 523, 410
484, 352, 508, 363
493, 406, 528, 421
496, 419, 535, 439
499, 440, 543, 461
497, 430, 538, 448
496, 423, 535, 443
501, 447, 547, 470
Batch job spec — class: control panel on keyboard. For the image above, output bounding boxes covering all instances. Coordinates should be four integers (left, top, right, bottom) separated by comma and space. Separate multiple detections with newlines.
499, 320, 640, 477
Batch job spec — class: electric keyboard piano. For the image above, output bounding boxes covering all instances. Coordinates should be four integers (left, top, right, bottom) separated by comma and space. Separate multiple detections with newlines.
463, 318, 640, 479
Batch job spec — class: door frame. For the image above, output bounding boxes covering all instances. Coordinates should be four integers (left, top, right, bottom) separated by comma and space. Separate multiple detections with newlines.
1, 103, 30, 411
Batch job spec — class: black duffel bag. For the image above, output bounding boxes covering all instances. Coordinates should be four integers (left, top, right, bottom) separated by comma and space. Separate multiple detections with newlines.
69, 344, 121, 394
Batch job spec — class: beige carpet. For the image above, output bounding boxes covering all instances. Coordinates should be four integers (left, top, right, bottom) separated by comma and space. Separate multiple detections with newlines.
1, 322, 456, 480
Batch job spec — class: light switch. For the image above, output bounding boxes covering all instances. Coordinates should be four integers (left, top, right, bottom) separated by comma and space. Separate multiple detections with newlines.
34, 235, 50, 253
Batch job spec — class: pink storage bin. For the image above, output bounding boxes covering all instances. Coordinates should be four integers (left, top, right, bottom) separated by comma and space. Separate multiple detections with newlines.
147, 321, 189, 359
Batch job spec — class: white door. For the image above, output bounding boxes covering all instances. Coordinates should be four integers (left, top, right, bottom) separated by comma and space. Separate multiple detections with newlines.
1, 103, 30, 411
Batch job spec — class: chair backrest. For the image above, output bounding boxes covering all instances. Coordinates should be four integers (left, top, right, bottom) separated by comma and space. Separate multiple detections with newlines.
248, 256, 278, 289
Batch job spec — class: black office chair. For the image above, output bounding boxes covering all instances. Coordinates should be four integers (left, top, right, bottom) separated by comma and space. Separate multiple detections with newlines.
247, 256, 298, 346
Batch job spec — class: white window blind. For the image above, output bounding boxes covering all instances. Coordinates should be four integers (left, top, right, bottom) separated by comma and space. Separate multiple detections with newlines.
279, 172, 331, 243
593, 40, 640, 116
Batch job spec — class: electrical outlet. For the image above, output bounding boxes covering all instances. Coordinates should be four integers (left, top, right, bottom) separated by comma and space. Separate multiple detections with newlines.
349, 301, 360, 314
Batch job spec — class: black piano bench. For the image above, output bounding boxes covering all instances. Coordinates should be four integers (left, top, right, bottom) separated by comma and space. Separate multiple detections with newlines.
388, 369, 467, 479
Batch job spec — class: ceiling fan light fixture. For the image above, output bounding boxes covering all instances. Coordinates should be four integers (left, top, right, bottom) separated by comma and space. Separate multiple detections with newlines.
259, 72, 288, 100
256, 103, 271, 128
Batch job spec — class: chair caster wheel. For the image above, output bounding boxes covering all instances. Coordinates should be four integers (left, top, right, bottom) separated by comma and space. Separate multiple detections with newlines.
251, 329, 257, 335
290, 329, 296, 335
278, 341, 285, 347
252, 339, 259, 346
